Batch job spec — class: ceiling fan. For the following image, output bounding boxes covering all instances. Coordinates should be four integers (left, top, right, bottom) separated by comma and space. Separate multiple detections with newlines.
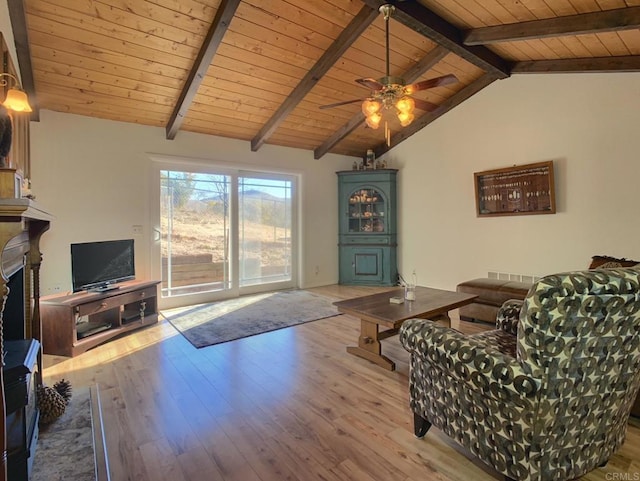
320, 4, 458, 131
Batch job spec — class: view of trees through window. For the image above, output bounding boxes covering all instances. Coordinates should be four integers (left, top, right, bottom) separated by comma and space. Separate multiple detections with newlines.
160, 170, 293, 297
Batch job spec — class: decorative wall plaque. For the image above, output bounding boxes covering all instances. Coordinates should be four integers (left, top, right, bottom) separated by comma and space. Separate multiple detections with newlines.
474, 160, 556, 217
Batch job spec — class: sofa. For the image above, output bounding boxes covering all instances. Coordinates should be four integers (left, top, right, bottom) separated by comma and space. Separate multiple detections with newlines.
456, 278, 532, 323
400, 267, 640, 481
456, 255, 640, 324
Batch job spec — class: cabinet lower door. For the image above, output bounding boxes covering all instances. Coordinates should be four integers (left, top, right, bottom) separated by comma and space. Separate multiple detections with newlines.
340, 246, 385, 285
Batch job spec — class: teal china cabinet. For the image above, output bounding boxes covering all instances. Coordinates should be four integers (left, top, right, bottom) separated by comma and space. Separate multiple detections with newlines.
337, 169, 397, 285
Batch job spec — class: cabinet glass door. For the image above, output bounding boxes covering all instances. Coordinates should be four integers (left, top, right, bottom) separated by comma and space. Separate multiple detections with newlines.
347, 188, 385, 233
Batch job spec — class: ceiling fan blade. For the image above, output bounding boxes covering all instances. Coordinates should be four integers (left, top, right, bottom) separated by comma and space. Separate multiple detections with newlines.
405, 74, 458, 94
413, 98, 440, 112
319, 98, 366, 110
355, 78, 384, 90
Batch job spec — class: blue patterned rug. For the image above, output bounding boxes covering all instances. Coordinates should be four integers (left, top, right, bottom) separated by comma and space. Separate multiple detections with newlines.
162, 290, 339, 348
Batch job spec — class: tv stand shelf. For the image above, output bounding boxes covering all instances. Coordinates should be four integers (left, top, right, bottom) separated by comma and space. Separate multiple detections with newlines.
41, 280, 160, 357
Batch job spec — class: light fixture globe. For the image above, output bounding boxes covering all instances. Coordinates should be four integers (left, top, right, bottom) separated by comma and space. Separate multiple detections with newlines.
397, 110, 414, 127
365, 112, 382, 129
395, 96, 415, 114
361, 98, 382, 116
2, 88, 32, 113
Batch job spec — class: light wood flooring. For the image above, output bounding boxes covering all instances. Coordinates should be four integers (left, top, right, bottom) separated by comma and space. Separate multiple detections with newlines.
42, 285, 640, 481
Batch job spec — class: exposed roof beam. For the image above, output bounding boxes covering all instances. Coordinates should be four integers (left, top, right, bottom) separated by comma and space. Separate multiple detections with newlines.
314, 45, 450, 159
359, 0, 510, 79
512, 55, 640, 73
372, 73, 500, 158
165, 0, 240, 140
7, 0, 38, 120
250, 5, 379, 152
465, 6, 640, 45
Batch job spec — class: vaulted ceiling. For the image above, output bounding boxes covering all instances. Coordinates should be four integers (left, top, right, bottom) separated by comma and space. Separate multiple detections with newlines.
7, 0, 640, 159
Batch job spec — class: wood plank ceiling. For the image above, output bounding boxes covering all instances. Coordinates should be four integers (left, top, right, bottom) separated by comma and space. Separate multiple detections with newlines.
7, 0, 640, 159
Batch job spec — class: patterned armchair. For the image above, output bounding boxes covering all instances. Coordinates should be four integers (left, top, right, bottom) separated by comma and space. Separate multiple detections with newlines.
399, 268, 640, 481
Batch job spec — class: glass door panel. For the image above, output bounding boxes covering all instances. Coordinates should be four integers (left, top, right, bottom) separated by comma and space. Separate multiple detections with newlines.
161, 170, 231, 298
347, 188, 385, 233
239, 176, 292, 287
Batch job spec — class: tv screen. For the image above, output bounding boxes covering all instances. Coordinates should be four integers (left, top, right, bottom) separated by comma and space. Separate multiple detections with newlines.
71, 239, 135, 292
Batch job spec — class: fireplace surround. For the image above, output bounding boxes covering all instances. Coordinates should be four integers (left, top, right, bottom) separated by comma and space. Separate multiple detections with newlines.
4, 339, 39, 480
0, 199, 52, 481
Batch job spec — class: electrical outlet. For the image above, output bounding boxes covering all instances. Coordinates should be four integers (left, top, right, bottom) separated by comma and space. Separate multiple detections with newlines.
132, 225, 143, 236
314, 265, 320, 276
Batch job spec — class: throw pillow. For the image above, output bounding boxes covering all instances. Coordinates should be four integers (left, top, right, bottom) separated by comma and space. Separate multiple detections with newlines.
589, 255, 640, 269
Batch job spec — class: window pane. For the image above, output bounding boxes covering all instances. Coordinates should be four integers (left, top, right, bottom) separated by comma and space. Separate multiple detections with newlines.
160, 170, 231, 297
239, 177, 292, 287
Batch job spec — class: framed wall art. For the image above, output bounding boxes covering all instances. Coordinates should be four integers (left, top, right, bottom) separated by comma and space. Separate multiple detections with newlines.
474, 160, 556, 217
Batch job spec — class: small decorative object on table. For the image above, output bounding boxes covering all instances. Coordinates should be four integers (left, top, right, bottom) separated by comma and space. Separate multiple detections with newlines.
405, 270, 417, 301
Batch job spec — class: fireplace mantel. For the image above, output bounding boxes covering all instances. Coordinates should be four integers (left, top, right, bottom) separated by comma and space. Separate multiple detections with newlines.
0, 199, 52, 481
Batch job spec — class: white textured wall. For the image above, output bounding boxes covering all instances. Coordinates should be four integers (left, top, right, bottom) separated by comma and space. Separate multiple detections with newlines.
386, 73, 640, 290
30, 111, 353, 294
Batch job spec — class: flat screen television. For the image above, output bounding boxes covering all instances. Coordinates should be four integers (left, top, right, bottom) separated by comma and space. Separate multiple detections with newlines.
71, 239, 135, 292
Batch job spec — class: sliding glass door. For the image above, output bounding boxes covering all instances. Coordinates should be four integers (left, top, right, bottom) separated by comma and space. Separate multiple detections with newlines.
153, 163, 296, 309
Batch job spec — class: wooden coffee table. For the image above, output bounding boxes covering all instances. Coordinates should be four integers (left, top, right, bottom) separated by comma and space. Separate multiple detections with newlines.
334, 287, 477, 371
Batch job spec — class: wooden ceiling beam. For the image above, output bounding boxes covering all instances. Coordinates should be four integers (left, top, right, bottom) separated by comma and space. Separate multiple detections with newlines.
512, 56, 640, 73
314, 45, 450, 159
465, 6, 640, 46
165, 0, 240, 140
372, 73, 500, 158
250, 5, 379, 152
7, 0, 39, 120
359, 0, 510, 79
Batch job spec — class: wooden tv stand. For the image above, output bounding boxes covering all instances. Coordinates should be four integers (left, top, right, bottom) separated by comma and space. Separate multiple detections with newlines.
41, 280, 160, 357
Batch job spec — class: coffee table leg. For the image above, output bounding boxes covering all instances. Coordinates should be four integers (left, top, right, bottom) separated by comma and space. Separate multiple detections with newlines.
346, 319, 395, 371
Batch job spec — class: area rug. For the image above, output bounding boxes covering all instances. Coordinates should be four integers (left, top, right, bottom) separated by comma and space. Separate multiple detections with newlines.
162, 290, 339, 348
31, 387, 95, 481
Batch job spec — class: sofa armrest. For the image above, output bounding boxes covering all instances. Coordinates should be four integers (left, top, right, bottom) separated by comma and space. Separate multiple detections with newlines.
496, 299, 523, 335
399, 318, 539, 397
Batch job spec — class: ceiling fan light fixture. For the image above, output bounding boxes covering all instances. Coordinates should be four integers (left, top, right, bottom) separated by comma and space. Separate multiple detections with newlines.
320, 2, 457, 144
395, 96, 415, 114
397, 110, 414, 127
361, 98, 382, 116
365, 112, 382, 129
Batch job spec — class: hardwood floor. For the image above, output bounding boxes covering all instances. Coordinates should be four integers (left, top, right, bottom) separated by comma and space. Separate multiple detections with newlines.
42, 285, 640, 481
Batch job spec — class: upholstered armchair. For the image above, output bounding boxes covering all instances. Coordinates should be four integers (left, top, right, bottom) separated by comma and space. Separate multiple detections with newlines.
399, 268, 640, 481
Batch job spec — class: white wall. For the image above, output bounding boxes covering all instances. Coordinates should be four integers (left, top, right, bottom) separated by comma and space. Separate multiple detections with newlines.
30, 111, 353, 295
386, 73, 640, 290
